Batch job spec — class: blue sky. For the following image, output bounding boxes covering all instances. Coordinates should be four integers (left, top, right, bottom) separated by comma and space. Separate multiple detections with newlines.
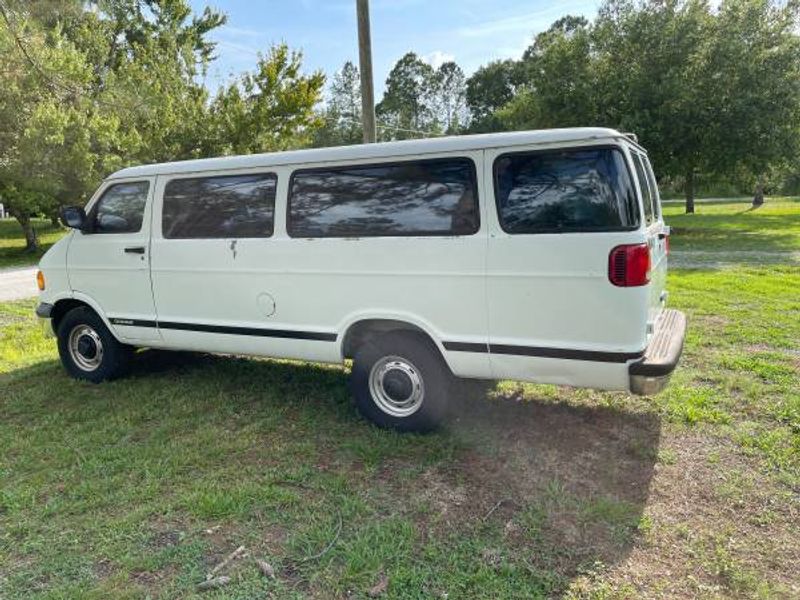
189, 0, 602, 97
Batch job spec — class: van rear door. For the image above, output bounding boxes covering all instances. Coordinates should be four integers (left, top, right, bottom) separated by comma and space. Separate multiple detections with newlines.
484, 143, 648, 390
630, 150, 668, 336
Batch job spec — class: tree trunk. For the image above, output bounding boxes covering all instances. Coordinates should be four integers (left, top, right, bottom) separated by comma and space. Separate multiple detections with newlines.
50, 212, 60, 227
14, 214, 39, 253
685, 171, 695, 214
752, 180, 765, 207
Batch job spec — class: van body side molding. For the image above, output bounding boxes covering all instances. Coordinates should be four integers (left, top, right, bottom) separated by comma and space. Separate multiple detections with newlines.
443, 340, 644, 363
109, 317, 337, 342
110, 318, 157, 328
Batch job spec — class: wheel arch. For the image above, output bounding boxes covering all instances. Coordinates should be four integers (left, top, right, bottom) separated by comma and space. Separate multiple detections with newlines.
339, 316, 454, 372
50, 294, 120, 341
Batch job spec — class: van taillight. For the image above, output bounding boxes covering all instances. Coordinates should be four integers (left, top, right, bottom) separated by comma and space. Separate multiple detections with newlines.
608, 243, 650, 287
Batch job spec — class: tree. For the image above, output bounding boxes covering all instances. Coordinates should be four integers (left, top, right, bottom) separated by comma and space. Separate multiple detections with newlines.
590, 0, 716, 213
0, 0, 325, 250
313, 60, 363, 147
465, 59, 520, 132
700, 0, 800, 206
591, 0, 800, 212
205, 44, 325, 155
429, 61, 469, 133
0, 2, 104, 249
0, 0, 227, 247
376, 52, 436, 139
503, 16, 595, 128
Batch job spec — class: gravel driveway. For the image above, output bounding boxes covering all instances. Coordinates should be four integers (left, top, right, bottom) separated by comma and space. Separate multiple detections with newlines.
0, 267, 39, 301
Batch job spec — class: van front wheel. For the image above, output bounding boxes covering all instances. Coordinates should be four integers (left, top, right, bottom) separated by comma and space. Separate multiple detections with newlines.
351, 332, 451, 432
57, 306, 131, 383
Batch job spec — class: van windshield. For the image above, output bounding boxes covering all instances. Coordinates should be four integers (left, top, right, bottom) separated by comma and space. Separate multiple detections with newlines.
494, 147, 639, 234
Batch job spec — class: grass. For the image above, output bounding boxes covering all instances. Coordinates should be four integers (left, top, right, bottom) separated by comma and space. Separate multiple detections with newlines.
0, 219, 67, 270
1, 198, 799, 598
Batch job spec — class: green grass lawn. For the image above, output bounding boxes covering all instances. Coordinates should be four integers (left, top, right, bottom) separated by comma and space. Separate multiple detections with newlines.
1, 199, 798, 598
0, 219, 67, 270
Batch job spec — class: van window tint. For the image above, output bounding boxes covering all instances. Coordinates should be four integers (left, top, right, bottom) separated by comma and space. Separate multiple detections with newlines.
163, 174, 277, 239
288, 158, 479, 237
633, 153, 655, 225
494, 147, 639, 234
93, 181, 149, 234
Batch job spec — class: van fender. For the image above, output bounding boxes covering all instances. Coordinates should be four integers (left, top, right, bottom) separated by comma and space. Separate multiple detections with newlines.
336, 310, 454, 369
53, 291, 124, 342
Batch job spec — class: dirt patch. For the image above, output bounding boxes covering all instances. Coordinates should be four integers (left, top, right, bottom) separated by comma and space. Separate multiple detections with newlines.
149, 529, 182, 549
369, 393, 661, 583
144, 518, 188, 550
93, 557, 116, 581
131, 564, 179, 589
597, 433, 800, 597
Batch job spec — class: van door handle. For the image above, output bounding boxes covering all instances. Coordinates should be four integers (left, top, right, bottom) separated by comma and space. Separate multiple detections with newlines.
124, 246, 146, 254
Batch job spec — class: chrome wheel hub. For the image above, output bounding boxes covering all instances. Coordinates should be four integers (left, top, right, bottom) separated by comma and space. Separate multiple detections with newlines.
368, 356, 424, 417
68, 325, 104, 372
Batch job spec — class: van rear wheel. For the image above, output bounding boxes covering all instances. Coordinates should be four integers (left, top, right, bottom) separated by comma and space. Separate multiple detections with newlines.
351, 332, 451, 432
57, 306, 132, 383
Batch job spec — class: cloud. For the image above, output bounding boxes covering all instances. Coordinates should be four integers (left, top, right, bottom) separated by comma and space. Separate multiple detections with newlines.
457, 1, 590, 38
218, 25, 265, 39
421, 50, 455, 69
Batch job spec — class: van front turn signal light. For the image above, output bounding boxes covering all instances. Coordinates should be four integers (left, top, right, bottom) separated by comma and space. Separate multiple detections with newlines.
36, 270, 45, 291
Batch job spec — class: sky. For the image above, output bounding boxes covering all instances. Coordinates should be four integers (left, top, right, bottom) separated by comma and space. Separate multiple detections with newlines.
189, 0, 602, 97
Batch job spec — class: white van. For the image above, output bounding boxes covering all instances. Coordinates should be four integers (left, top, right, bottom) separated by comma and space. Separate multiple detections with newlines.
36, 128, 686, 431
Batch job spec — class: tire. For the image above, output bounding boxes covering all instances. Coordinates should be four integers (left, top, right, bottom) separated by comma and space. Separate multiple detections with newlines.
56, 306, 132, 383
351, 331, 452, 432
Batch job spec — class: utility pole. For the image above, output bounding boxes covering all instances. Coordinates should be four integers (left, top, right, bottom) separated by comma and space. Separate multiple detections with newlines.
356, 0, 377, 143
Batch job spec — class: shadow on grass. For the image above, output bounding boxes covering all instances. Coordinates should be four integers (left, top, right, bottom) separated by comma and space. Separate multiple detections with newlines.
1, 350, 661, 597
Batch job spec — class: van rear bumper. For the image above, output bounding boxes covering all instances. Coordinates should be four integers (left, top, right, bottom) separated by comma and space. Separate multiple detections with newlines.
629, 309, 687, 395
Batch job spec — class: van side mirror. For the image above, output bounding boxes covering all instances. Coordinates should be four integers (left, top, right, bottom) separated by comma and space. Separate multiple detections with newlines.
60, 206, 86, 230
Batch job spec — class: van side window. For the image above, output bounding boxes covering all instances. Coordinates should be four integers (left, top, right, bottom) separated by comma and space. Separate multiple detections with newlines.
494, 147, 639, 234
162, 174, 277, 239
632, 153, 655, 225
288, 158, 479, 238
643, 156, 661, 220
93, 181, 149, 234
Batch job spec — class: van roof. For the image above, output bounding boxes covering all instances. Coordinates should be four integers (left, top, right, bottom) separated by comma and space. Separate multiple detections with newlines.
108, 127, 640, 180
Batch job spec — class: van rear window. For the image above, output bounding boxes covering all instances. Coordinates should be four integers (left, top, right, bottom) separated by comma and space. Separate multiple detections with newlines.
162, 174, 277, 239
494, 147, 639, 234
288, 158, 479, 238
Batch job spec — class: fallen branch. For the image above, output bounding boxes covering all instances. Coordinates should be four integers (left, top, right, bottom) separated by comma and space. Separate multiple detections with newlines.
482, 498, 512, 521
255, 557, 276, 579
299, 512, 343, 563
197, 576, 230, 591
207, 545, 246, 580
